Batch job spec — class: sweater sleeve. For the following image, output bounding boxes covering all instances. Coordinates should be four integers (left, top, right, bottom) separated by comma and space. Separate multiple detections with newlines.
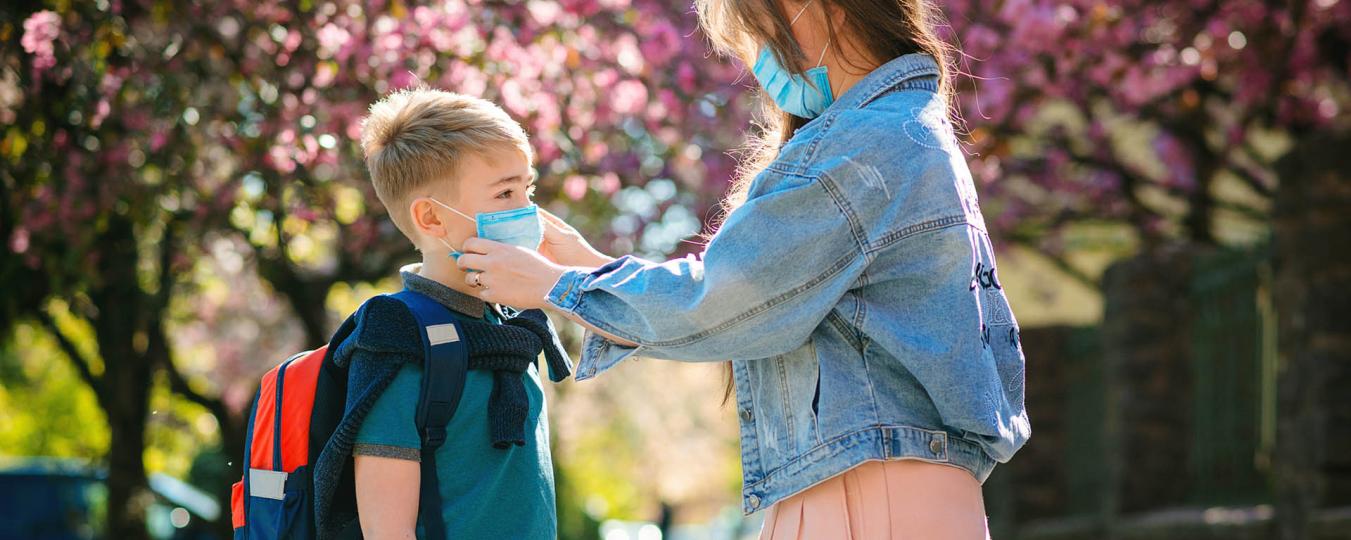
343, 295, 426, 461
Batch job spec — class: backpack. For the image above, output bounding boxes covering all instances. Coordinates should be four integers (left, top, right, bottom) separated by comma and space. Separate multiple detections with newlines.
230, 289, 468, 539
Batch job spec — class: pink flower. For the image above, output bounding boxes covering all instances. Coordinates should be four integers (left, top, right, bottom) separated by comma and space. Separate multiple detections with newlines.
639, 20, 682, 65
387, 69, 416, 90
584, 141, 609, 162
596, 172, 621, 195
21, 10, 61, 71
563, 175, 588, 201
677, 63, 697, 93
316, 23, 351, 59
150, 131, 169, 151
500, 78, 531, 116
413, 5, 440, 31
560, 0, 601, 17
90, 99, 111, 129
9, 228, 29, 254
610, 79, 648, 115
527, 0, 563, 26
313, 62, 337, 88
268, 144, 296, 174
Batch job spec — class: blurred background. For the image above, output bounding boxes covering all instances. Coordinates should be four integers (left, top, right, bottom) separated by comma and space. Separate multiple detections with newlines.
0, 0, 1348, 539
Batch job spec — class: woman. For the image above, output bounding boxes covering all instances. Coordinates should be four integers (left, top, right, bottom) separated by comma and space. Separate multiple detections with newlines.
455, 0, 1030, 537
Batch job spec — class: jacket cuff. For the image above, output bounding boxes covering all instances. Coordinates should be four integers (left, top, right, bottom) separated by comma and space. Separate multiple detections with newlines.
574, 328, 643, 381
545, 257, 629, 313
545, 269, 587, 313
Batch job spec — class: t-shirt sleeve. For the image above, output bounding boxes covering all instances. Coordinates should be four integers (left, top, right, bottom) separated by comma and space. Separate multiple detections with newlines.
353, 361, 423, 462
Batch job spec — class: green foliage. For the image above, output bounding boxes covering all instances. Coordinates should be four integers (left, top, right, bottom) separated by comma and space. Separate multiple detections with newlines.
0, 323, 108, 459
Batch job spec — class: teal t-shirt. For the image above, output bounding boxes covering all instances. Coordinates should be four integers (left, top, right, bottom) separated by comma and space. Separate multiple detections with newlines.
353, 306, 556, 539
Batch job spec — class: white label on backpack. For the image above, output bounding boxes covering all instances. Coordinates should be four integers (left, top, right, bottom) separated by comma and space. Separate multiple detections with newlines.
426, 324, 460, 346
249, 468, 288, 500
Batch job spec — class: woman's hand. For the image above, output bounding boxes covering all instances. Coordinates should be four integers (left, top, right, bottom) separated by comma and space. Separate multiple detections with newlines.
459, 236, 642, 348
457, 237, 572, 309
537, 208, 615, 268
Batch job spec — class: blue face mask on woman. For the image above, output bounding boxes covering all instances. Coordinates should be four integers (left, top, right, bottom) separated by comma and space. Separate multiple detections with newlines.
430, 199, 544, 262
751, 0, 834, 119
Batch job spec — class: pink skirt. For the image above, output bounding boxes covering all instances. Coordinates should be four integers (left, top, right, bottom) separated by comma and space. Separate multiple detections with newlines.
758, 459, 991, 540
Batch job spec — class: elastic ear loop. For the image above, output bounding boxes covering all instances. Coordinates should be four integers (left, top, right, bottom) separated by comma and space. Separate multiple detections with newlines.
427, 198, 476, 254
436, 236, 461, 254
789, 0, 831, 70
790, 0, 814, 25
428, 198, 478, 222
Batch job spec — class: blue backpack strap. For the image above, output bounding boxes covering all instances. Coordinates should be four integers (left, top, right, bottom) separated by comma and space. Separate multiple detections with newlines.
388, 289, 468, 540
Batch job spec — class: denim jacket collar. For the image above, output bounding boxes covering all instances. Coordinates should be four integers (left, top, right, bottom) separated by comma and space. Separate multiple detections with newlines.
826, 52, 940, 113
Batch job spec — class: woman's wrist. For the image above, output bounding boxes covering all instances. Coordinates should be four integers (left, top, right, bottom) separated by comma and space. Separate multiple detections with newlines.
585, 250, 617, 267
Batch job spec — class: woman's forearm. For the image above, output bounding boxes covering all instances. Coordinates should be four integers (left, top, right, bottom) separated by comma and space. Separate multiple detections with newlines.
576, 247, 616, 268
558, 309, 640, 347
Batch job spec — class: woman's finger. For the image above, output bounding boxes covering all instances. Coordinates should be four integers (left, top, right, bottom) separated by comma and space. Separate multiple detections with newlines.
460, 236, 506, 255
538, 207, 565, 224
538, 208, 576, 233
456, 252, 489, 271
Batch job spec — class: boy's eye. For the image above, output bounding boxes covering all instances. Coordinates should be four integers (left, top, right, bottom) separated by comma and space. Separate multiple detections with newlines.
496, 185, 535, 200
497, 184, 537, 199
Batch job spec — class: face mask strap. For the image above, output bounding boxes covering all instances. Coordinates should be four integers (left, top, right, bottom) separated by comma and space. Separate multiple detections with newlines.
790, 0, 814, 25
435, 235, 461, 255
788, 0, 829, 69
428, 198, 471, 254
428, 197, 476, 223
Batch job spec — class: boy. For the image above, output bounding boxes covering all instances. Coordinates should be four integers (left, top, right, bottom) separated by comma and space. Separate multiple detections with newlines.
342, 87, 566, 539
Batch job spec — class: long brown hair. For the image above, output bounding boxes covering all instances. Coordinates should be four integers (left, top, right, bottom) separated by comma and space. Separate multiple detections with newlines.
694, 0, 956, 404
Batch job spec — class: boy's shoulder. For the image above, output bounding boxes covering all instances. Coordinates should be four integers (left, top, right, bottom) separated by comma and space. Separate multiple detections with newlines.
345, 294, 490, 360
345, 295, 424, 358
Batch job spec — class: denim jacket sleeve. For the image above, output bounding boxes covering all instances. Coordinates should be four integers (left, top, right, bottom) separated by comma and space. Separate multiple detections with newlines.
545, 167, 868, 381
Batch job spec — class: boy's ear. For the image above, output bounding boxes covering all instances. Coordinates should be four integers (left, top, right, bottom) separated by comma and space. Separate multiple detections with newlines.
408, 197, 447, 239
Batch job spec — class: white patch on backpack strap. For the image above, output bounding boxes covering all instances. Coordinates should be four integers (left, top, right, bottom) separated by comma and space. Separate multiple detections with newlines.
249, 468, 288, 500
426, 324, 460, 346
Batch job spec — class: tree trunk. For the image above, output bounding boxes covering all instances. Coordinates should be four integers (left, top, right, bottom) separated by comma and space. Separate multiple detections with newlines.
91, 216, 154, 540
287, 281, 334, 347
1272, 129, 1351, 539
256, 255, 334, 347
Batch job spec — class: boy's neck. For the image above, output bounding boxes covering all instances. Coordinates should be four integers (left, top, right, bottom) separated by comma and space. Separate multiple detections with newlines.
418, 254, 483, 300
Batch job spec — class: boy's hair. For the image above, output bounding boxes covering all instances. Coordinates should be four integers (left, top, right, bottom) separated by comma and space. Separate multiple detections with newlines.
360, 87, 533, 239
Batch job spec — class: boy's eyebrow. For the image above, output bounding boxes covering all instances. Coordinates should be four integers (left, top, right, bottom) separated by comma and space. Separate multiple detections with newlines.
490, 173, 537, 187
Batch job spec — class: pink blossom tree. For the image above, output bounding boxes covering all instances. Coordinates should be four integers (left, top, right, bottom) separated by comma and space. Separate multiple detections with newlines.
2, 0, 752, 537
947, 0, 1349, 282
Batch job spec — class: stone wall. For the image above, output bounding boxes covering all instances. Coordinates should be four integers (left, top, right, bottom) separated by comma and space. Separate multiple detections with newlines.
1272, 129, 1351, 539
1100, 244, 1203, 515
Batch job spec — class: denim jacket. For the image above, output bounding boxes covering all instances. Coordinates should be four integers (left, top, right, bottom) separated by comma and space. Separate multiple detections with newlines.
546, 53, 1030, 514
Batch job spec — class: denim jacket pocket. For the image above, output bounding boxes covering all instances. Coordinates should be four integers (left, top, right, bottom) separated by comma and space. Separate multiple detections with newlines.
762, 338, 824, 456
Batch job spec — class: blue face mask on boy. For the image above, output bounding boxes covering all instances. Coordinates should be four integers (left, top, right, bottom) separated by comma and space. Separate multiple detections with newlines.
751, 0, 834, 119
431, 199, 544, 263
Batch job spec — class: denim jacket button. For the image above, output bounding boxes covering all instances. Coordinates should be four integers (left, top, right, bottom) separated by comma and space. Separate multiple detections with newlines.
747, 494, 761, 509
740, 408, 753, 422
929, 438, 943, 455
